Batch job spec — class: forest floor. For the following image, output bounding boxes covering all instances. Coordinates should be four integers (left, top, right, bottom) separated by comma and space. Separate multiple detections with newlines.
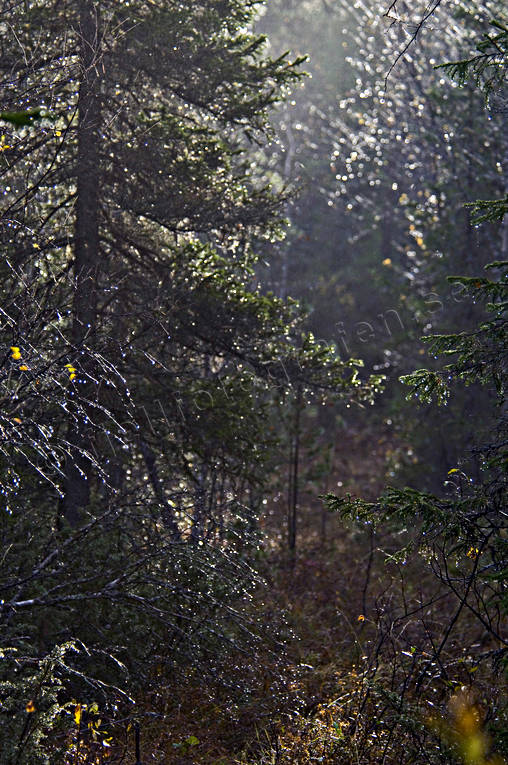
125, 428, 403, 763
133, 526, 376, 764
112, 426, 506, 764
132, 529, 506, 765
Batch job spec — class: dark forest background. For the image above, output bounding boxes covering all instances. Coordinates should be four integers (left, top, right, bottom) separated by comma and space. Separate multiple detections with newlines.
0, 1, 506, 763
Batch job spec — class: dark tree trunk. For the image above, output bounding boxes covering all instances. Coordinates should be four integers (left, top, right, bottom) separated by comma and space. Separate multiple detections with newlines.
287, 385, 302, 557
63, 2, 101, 526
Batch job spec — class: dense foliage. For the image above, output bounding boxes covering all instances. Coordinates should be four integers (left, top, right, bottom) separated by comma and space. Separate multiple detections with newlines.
0, 1, 382, 761
1, 0, 506, 763
323, 2, 508, 761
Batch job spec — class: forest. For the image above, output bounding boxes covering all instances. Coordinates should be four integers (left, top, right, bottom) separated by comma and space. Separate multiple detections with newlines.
0, 0, 506, 763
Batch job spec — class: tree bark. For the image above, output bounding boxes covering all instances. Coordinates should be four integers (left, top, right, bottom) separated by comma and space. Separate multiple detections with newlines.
287, 385, 302, 558
63, 2, 101, 526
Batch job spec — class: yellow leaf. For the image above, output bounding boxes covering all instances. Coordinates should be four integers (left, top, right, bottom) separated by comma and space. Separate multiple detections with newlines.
382, 258, 392, 266
19, 365, 29, 371
69, 373, 76, 381
74, 704, 82, 726
26, 700, 35, 713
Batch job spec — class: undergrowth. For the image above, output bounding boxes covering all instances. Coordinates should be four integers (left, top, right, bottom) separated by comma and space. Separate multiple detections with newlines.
90, 508, 506, 765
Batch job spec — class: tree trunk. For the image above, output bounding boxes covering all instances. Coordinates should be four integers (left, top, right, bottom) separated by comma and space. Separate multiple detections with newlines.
63, 2, 101, 526
287, 385, 302, 557
501, 98, 508, 261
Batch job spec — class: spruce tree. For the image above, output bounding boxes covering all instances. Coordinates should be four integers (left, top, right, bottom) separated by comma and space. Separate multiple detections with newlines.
0, 2, 382, 759
325, 2, 508, 727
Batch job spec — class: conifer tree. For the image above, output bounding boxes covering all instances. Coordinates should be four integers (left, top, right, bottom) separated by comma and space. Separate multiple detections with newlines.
0, 2, 382, 759
326, 0, 508, 702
